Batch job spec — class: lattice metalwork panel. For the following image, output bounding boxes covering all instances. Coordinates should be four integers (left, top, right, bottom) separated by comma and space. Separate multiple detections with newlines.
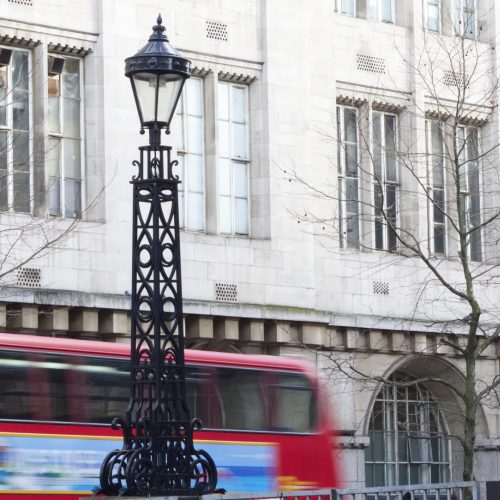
372, 280, 389, 295
357, 54, 385, 74
215, 282, 238, 302
17, 268, 41, 287
206, 21, 228, 41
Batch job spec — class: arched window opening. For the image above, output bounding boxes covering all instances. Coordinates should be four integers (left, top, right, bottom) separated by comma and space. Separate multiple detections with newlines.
365, 373, 451, 486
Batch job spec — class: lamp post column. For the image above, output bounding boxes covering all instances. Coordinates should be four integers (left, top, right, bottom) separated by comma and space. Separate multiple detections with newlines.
98, 16, 217, 497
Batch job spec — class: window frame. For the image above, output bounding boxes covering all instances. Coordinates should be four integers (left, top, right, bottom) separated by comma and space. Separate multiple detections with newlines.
365, 374, 451, 487
47, 55, 84, 220
175, 76, 206, 232
424, 0, 441, 32
335, 0, 356, 16
368, 0, 395, 23
217, 81, 250, 237
426, 120, 447, 257
454, 0, 476, 39
0, 46, 32, 214
372, 111, 399, 252
337, 105, 360, 249
456, 125, 482, 262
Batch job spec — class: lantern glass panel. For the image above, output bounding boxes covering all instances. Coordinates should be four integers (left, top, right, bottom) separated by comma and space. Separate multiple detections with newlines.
131, 71, 184, 126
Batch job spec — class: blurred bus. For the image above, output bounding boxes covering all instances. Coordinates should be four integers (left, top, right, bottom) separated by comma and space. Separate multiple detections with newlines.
0, 332, 340, 499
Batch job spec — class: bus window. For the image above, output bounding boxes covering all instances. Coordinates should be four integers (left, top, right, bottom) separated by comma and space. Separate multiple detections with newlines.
186, 366, 222, 429
270, 373, 317, 433
74, 357, 129, 423
218, 368, 265, 431
0, 351, 32, 420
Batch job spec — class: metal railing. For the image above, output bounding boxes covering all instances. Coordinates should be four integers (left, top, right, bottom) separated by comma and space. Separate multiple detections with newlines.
202, 481, 479, 500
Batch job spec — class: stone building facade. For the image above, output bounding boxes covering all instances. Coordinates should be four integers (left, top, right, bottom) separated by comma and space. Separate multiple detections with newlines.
0, 0, 500, 490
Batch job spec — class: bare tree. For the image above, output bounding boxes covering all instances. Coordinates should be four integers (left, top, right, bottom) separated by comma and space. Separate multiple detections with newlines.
285, 6, 499, 484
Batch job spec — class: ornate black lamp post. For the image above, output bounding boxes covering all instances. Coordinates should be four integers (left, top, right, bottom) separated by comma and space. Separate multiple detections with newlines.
99, 15, 217, 497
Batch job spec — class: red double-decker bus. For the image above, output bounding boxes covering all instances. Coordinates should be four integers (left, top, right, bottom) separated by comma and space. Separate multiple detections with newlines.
0, 332, 340, 499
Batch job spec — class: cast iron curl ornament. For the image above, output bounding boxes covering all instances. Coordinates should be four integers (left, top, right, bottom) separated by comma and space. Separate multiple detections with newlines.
98, 16, 218, 497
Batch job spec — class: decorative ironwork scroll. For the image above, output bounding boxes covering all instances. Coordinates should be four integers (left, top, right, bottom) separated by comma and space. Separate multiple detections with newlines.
98, 142, 217, 496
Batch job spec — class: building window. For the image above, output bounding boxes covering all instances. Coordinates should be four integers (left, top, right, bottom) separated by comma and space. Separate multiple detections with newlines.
335, 0, 356, 16
457, 126, 481, 262
47, 56, 82, 219
426, 121, 446, 256
217, 82, 249, 236
368, 0, 394, 23
365, 374, 451, 486
0, 48, 31, 213
372, 111, 398, 251
337, 106, 360, 249
454, 0, 476, 38
425, 0, 440, 32
175, 77, 205, 231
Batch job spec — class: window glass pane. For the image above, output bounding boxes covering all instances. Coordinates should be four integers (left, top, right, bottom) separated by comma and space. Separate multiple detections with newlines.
232, 86, 246, 123
234, 197, 248, 235
175, 101, 185, 151
13, 171, 30, 212
0, 131, 6, 170
341, 0, 355, 15
385, 115, 397, 182
464, 9, 475, 38
219, 368, 265, 430
372, 113, 382, 179
12, 50, 29, 91
64, 178, 81, 218
187, 115, 203, 155
188, 154, 204, 193
48, 175, 61, 216
381, 0, 393, 22
186, 77, 202, 116
368, 0, 378, 19
271, 373, 316, 432
48, 96, 60, 134
218, 159, 231, 196
345, 144, 358, 177
187, 192, 204, 231
0, 352, 32, 419
344, 108, 357, 144
427, 3, 440, 31
13, 130, 29, 172
219, 196, 232, 234
13, 89, 29, 131
63, 98, 80, 139
346, 178, 359, 214
0, 66, 6, 126
346, 214, 360, 249
47, 138, 61, 177
232, 122, 247, 159
233, 162, 247, 198
63, 138, 81, 178
62, 58, 80, 99
218, 83, 229, 120
218, 120, 230, 158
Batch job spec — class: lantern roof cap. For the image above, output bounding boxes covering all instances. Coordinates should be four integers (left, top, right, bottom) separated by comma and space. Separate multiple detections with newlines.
124, 14, 191, 79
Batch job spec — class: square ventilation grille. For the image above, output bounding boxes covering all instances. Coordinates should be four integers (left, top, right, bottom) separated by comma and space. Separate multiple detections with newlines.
443, 69, 467, 87
8, 0, 33, 4
17, 267, 41, 287
206, 21, 228, 41
215, 282, 238, 302
372, 280, 389, 295
357, 54, 386, 74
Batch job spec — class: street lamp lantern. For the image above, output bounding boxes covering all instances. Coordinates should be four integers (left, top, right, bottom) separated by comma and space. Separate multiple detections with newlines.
125, 15, 191, 141
98, 15, 217, 497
